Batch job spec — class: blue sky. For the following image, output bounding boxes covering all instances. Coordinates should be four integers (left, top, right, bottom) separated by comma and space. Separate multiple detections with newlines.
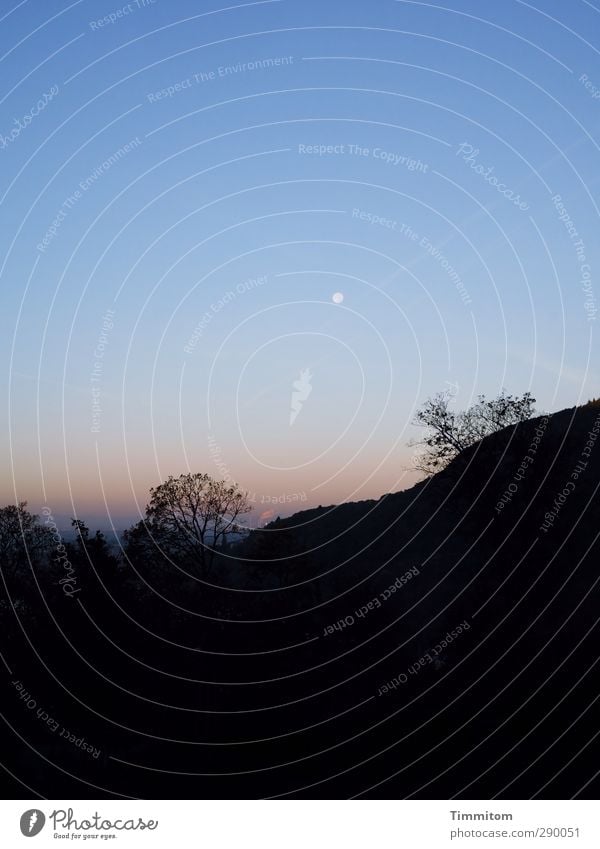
1, 0, 599, 528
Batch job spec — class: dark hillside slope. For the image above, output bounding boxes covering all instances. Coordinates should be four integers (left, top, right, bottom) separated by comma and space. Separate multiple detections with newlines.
231, 405, 600, 797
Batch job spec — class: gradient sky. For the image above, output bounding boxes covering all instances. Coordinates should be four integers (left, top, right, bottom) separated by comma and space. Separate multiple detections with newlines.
1, 0, 599, 529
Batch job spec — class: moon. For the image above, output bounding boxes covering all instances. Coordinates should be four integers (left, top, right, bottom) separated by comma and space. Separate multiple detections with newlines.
332, 292, 344, 304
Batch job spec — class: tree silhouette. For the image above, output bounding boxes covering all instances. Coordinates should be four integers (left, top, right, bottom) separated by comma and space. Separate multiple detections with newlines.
126, 473, 250, 577
0, 502, 53, 575
411, 389, 536, 475
66, 519, 119, 572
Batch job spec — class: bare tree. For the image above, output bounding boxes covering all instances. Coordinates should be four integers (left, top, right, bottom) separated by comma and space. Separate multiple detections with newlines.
410, 390, 536, 476
141, 473, 251, 575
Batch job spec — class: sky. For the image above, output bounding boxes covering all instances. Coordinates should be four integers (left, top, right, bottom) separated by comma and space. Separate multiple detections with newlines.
1, 0, 599, 530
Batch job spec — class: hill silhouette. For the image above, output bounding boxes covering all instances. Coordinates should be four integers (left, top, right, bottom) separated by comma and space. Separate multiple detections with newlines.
2, 404, 600, 798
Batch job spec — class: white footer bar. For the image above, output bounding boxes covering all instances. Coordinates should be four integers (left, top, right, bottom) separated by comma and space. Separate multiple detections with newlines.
1, 800, 598, 848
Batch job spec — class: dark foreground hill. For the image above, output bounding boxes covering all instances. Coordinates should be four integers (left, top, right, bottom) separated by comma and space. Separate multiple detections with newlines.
2, 405, 600, 798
